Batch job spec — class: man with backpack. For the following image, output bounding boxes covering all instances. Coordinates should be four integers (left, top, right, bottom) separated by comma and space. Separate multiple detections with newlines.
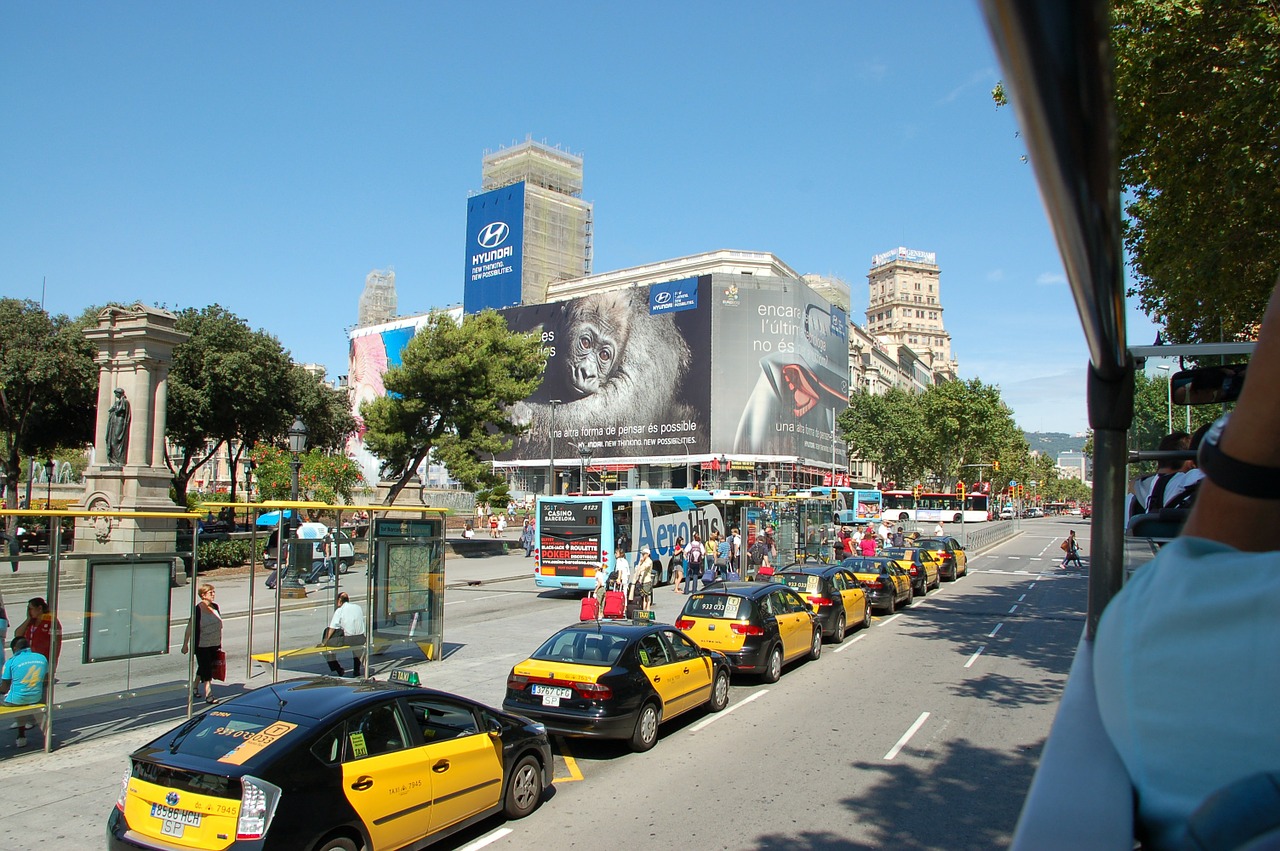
748, 536, 769, 579
684, 533, 705, 594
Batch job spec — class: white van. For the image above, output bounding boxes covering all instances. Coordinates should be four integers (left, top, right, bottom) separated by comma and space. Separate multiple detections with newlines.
263, 524, 357, 573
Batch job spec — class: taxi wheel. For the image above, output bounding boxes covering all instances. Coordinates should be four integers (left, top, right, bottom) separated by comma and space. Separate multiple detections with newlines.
709, 668, 731, 711
504, 754, 543, 819
808, 628, 822, 661
861, 604, 872, 630
830, 613, 846, 644
631, 702, 661, 752
761, 645, 783, 683
314, 836, 358, 851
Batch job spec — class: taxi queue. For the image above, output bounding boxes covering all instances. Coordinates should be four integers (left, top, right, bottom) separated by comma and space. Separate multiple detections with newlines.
107, 536, 968, 851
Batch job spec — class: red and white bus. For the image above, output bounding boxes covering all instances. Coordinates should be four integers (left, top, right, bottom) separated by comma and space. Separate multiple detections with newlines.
881, 490, 990, 523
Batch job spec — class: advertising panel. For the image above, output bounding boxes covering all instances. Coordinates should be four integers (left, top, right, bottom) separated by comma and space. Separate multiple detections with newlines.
496, 277, 712, 463
463, 182, 526, 313
538, 500, 603, 577
712, 277, 849, 465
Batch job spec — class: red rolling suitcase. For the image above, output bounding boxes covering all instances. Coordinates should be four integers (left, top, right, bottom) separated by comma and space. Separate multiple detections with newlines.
602, 590, 626, 618
580, 596, 599, 620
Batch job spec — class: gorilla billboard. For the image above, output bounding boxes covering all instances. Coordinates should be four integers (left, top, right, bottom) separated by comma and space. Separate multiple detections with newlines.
495, 277, 712, 463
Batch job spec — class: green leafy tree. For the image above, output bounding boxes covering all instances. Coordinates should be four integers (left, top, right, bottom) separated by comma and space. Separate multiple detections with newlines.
918, 379, 1024, 487
0, 299, 97, 494
997, 1, 1279, 343
250, 445, 364, 506
361, 311, 546, 504
839, 388, 928, 487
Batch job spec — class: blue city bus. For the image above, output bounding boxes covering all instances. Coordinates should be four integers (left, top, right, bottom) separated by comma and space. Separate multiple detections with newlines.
788, 486, 882, 526
533, 489, 732, 591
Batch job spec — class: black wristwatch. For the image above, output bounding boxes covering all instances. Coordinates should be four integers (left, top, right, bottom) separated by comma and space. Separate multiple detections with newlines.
1197, 413, 1280, 499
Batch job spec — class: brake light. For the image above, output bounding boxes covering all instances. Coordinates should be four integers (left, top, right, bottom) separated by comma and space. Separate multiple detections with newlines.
807, 596, 833, 606
572, 682, 613, 699
730, 623, 765, 635
675, 618, 694, 629
236, 775, 281, 841
507, 672, 530, 689
864, 579, 884, 590
909, 565, 919, 576
115, 765, 131, 812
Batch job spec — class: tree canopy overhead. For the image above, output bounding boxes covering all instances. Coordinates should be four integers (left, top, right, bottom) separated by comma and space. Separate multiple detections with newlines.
1114, 0, 1280, 343
360, 310, 547, 504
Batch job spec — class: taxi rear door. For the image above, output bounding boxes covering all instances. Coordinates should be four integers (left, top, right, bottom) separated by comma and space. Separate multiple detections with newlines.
833, 570, 866, 623
403, 696, 503, 833
636, 632, 691, 717
771, 589, 811, 661
661, 628, 714, 713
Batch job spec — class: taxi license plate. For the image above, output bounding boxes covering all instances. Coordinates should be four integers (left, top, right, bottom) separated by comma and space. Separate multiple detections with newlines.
151, 803, 201, 837
530, 684, 572, 706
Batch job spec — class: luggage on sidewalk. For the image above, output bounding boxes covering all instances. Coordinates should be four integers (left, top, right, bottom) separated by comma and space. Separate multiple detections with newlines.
603, 590, 626, 618
579, 596, 599, 621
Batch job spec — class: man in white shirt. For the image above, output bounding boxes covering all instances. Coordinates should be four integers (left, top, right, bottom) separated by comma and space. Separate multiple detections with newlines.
324, 592, 366, 678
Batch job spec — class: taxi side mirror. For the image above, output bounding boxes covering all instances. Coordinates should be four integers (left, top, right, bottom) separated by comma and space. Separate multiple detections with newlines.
487, 718, 502, 738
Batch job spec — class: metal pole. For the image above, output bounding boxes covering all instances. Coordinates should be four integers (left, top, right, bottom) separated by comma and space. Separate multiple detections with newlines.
187, 521, 200, 716
272, 514, 283, 683
44, 518, 62, 752
365, 511, 376, 675
247, 507, 256, 679
547, 399, 560, 495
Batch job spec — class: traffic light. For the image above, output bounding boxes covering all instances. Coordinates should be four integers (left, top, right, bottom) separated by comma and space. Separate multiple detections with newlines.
912, 484, 922, 500
957, 481, 966, 499
993, 460, 1000, 472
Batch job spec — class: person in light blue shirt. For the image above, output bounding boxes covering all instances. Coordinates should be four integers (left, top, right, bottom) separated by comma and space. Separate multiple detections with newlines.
1094, 276, 1280, 848
1, 636, 48, 748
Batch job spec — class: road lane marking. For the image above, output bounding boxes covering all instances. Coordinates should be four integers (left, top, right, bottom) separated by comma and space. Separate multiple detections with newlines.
964, 646, 986, 668
690, 689, 768, 732
1008, 605, 1018, 614
1007, 556, 1020, 560
1017, 594, 1026, 602
834, 634, 867, 653
551, 737, 585, 783
880, 613, 903, 626
458, 828, 513, 851
988, 622, 1004, 637
1029, 557, 1043, 561
884, 711, 930, 760
1014, 570, 1031, 575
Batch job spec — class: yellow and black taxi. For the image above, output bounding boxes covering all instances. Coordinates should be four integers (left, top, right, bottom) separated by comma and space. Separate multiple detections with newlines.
841, 556, 914, 613
108, 674, 551, 851
675, 581, 821, 683
776, 563, 873, 644
503, 620, 731, 753
883, 546, 941, 597
915, 536, 968, 581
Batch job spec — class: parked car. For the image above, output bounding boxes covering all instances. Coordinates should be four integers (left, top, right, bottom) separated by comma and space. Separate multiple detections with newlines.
776, 564, 873, 643
263, 524, 357, 574
676, 582, 821, 683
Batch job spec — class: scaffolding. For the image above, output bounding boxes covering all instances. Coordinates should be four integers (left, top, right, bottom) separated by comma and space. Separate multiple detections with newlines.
357, 268, 398, 328
481, 138, 593, 305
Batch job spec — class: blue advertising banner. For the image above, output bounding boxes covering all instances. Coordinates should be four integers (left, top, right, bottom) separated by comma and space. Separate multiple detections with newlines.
463, 182, 525, 313
648, 276, 699, 315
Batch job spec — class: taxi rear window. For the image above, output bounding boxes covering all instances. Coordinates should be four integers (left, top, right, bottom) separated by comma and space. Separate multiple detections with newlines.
161, 709, 299, 766
847, 559, 889, 574
779, 574, 821, 595
685, 594, 753, 620
531, 630, 628, 666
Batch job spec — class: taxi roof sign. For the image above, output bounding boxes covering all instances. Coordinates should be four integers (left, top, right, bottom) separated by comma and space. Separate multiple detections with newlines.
388, 669, 421, 687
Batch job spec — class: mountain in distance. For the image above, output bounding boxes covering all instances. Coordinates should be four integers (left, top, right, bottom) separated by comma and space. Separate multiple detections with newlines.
1024, 431, 1087, 459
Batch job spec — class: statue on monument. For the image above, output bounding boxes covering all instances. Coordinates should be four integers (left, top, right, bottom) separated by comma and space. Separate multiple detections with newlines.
106, 387, 131, 465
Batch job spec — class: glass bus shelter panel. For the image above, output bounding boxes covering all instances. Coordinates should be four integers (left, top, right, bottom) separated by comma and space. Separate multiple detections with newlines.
796, 500, 835, 561
370, 518, 444, 663
83, 560, 172, 663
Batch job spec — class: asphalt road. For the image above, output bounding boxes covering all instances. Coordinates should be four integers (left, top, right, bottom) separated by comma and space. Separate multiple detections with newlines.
0, 518, 1088, 850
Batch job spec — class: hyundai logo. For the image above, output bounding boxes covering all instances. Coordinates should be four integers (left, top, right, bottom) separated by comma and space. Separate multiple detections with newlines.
166, 792, 180, 806
654, 292, 672, 304
477, 222, 510, 249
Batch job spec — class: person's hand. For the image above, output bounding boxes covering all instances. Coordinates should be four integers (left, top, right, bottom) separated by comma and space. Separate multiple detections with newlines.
180, 643, 188, 654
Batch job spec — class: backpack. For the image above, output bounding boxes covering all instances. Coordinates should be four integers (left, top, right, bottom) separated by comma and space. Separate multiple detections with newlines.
748, 540, 768, 566
689, 542, 704, 566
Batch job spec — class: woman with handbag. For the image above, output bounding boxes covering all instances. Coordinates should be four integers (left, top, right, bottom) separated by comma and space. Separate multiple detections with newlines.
671, 536, 685, 594
181, 583, 223, 704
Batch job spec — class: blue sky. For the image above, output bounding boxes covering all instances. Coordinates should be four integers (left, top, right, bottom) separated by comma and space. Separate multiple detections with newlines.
2, 2, 1158, 436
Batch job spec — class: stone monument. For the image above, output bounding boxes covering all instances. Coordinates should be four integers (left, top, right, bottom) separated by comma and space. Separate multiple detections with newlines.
77, 304, 189, 557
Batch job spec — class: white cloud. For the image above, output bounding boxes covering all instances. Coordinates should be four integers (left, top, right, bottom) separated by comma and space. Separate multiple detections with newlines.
986, 268, 1005, 282
1036, 272, 1067, 286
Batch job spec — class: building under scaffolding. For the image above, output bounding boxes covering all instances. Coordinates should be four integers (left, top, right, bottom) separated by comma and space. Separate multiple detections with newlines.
357, 268, 398, 328
466, 138, 593, 309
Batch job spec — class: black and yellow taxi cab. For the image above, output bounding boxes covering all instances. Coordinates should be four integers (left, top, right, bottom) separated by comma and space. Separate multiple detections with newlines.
841, 556, 913, 613
503, 620, 731, 753
108, 673, 551, 851
914, 536, 968, 581
776, 563, 873, 644
675, 581, 822, 683
882, 546, 941, 597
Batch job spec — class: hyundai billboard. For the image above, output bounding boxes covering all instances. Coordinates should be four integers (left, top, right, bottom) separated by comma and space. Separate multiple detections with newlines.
463, 182, 525, 313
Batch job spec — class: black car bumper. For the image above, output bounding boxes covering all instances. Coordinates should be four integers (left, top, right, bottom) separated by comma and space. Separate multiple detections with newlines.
501, 700, 638, 740
108, 809, 269, 850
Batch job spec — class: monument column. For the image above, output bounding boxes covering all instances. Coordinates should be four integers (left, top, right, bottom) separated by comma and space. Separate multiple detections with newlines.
78, 304, 189, 557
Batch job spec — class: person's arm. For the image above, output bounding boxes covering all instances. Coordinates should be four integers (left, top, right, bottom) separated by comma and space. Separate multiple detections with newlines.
14, 616, 30, 639
181, 604, 199, 653
1183, 278, 1280, 549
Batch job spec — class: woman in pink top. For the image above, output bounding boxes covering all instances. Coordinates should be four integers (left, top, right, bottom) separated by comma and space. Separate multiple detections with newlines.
859, 530, 877, 557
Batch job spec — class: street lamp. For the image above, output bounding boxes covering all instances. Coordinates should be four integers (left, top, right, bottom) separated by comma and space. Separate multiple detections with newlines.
244, 460, 255, 530
719, 454, 729, 490
578, 442, 593, 494
546, 400, 561, 495
281, 418, 308, 597
44, 458, 55, 510
1157, 364, 1173, 434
